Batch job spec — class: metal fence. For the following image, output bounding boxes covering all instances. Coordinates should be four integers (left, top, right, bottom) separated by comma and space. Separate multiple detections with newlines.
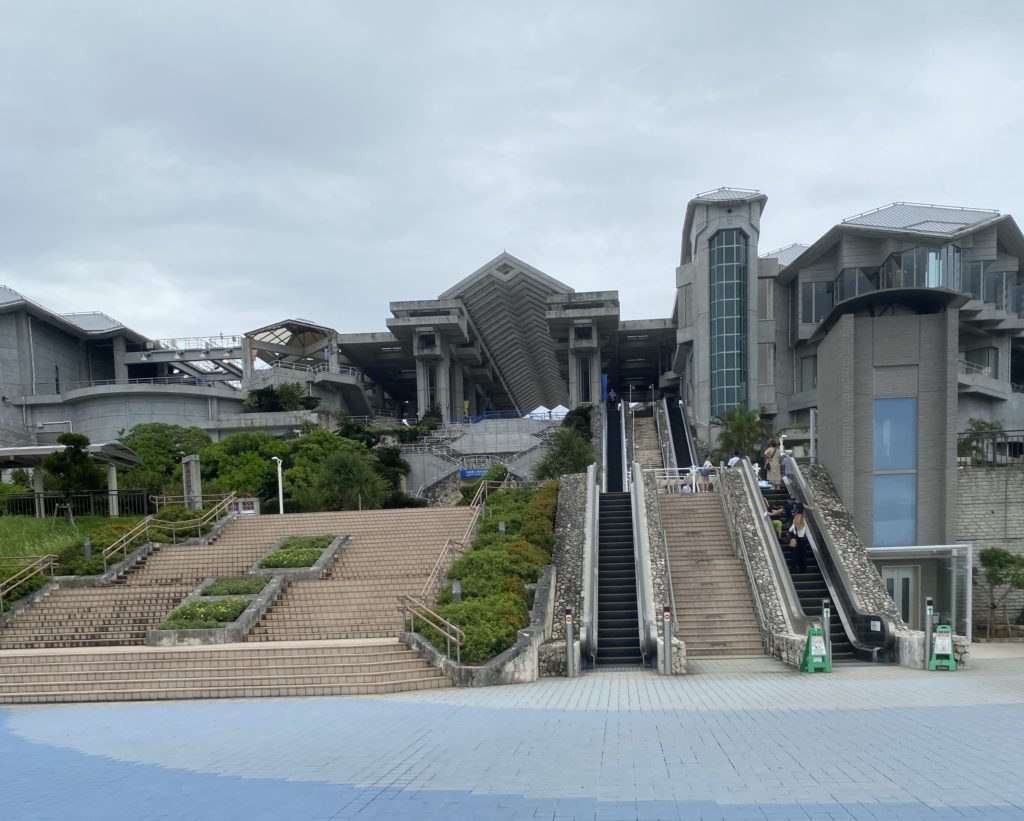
956, 429, 1024, 465
0, 490, 150, 518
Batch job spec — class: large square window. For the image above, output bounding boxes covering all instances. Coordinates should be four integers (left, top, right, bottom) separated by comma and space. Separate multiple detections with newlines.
873, 474, 916, 546
873, 398, 917, 470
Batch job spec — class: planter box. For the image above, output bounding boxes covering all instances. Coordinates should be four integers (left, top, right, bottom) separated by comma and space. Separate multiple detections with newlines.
146, 575, 285, 646
250, 534, 348, 581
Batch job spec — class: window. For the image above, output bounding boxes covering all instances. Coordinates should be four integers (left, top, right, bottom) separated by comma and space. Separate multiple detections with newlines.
799, 355, 817, 392
758, 343, 775, 386
757, 279, 774, 320
800, 280, 833, 324
418, 333, 436, 352
835, 267, 879, 302
873, 397, 917, 546
964, 346, 999, 379
574, 325, 593, 341
709, 229, 748, 415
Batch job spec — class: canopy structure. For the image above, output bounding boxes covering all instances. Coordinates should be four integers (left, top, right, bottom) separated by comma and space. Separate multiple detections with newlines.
0, 442, 141, 517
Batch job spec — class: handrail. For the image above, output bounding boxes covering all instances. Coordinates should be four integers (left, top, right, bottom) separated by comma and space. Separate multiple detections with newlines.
785, 460, 896, 661
418, 478, 494, 601
629, 461, 658, 660
149, 493, 232, 509
102, 493, 238, 570
680, 401, 699, 471
657, 398, 678, 471
618, 401, 628, 491
736, 459, 816, 637
580, 462, 601, 661
718, 468, 768, 644
600, 402, 608, 493
398, 594, 465, 663
0, 555, 56, 614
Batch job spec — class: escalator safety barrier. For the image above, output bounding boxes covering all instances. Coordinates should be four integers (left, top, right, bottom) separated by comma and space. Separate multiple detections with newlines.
929, 626, 957, 672
799, 626, 831, 673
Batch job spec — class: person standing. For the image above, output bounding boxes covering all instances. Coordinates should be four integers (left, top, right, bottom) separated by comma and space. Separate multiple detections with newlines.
788, 512, 810, 574
763, 439, 782, 489
698, 452, 713, 492
608, 387, 618, 406
727, 450, 741, 468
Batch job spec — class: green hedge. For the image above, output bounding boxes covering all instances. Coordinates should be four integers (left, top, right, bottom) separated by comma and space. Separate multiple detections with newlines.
160, 598, 249, 630
422, 481, 558, 664
258, 535, 335, 568
201, 577, 269, 596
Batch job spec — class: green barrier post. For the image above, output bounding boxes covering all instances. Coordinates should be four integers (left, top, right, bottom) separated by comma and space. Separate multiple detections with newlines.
928, 625, 957, 671
800, 626, 831, 673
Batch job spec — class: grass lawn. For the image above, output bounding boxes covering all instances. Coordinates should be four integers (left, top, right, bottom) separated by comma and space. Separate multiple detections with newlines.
0, 516, 146, 562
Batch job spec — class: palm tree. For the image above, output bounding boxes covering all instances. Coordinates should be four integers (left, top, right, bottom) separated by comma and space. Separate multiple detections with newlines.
711, 406, 769, 462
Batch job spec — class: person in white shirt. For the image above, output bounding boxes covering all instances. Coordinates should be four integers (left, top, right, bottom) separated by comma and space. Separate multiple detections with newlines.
727, 451, 741, 468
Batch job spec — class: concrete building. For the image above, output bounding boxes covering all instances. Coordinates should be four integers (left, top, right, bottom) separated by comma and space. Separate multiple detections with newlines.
3, 189, 1022, 557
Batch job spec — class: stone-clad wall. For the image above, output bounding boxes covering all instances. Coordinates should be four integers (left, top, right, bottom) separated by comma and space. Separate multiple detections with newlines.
717, 469, 804, 666
548, 473, 586, 645
956, 464, 1024, 628
801, 464, 906, 628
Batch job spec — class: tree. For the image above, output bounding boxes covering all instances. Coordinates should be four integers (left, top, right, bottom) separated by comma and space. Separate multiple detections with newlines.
275, 382, 308, 411
199, 432, 289, 499
979, 547, 1024, 639
373, 447, 410, 492
711, 406, 770, 463
41, 433, 105, 523
284, 430, 358, 510
958, 418, 1004, 464
309, 448, 386, 510
119, 423, 213, 496
561, 405, 593, 443
534, 427, 595, 480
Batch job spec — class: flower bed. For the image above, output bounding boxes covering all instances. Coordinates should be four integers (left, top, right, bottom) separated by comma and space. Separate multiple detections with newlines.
258, 535, 335, 568
201, 577, 270, 596
160, 597, 249, 630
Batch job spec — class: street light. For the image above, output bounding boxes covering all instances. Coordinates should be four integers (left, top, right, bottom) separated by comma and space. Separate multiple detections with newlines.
270, 456, 284, 515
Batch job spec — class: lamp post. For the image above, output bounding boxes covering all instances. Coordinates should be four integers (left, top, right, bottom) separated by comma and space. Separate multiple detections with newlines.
270, 456, 284, 515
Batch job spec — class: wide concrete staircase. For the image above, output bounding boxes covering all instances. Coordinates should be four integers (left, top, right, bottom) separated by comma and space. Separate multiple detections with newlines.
246, 508, 477, 641
0, 640, 450, 704
632, 415, 663, 471
661, 494, 764, 658
0, 507, 477, 702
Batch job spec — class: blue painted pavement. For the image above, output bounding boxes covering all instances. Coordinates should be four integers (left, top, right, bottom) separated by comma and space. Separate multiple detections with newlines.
4, 657, 1024, 820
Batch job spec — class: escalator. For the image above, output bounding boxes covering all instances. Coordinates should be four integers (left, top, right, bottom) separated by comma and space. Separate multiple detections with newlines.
666, 402, 694, 468
760, 487, 854, 661
606, 402, 624, 493
595, 492, 642, 666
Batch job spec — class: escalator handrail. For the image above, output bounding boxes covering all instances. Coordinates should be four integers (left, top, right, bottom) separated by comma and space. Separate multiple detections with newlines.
629, 461, 659, 659
680, 401, 698, 470
785, 460, 897, 661
657, 398, 679, 471
580, 462, 601, 661
737, 458, 818, 638
618, 401, 628, 490
600, 402, 608, 493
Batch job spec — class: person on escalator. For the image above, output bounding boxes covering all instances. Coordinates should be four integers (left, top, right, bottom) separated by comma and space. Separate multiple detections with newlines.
788, 512, 809, 573
607, 387, 618, 406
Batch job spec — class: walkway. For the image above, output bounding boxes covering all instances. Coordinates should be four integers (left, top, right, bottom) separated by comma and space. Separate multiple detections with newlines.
3, 647, 1024, 820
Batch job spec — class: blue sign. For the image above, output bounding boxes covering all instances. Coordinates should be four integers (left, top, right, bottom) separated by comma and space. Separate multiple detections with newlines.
460, 469, 487, 479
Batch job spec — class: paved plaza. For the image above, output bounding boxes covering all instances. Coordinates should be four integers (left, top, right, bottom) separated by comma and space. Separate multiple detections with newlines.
3, 646, 1024, 820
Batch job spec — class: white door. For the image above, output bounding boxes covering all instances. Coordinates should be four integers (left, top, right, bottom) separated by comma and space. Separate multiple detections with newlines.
883, 566, 920, 629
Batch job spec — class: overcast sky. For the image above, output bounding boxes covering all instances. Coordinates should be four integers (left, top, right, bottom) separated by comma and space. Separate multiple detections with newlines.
1, 1, 1022, 339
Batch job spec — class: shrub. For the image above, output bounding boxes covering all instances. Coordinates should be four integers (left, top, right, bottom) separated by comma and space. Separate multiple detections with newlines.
201, 577, 269, 596
160, 598, 249, 630
258, 535, 335, 568
152, 505, 214, 535
427, 593, 530, 664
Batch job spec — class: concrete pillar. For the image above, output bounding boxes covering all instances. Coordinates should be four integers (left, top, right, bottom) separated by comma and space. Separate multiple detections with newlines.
568, 349, 581, 408
112, 336, 129, 382
241, 338, 255, 384
451, 362, 465, 423
32, 466, 45, 518
106, 463, 119, 517
182, 454, 202, 510
436, 355, 452, 423
415, 359, 432, 419
328, 340, 340, 373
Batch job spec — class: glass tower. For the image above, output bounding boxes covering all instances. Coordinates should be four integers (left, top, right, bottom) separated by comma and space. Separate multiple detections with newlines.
709, 229, 748, 415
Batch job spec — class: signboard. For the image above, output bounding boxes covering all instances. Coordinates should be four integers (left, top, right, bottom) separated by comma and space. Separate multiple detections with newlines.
460, 469, 487, 479
810, 634, 827, 659
928, 625, 957, 672
799, 626, 831, 673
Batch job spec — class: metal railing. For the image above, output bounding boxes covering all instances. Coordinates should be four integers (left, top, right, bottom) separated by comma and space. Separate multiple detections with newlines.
101, 493, 238, 570
580, 463, 601, 661
643, 469, 678, 630
958, 359, 994, 378
0, 555, 57, 614
656, 398, 678, 471
71, 376, 235, 390
151, 335, 243, 351
271, 361, 361, 378
956, 428, 1024, 464
149, 493, 232, 510
629, 461, 658, 661
785, 460, 896, 661
398, 595, 465, 663
418, 478, 496, 601
0, 490, 149, 518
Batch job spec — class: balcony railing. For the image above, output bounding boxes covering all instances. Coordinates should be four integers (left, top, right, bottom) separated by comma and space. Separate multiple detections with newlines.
0, 490, 150, 518
68, 377, 237, 391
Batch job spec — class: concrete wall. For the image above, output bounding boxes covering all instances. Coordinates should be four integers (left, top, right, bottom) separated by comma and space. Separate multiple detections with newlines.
817, 309, 958, 546
28, 318, 91, 393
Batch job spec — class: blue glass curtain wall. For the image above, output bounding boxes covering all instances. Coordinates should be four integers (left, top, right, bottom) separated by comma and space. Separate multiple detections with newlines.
873, 397, 917, 546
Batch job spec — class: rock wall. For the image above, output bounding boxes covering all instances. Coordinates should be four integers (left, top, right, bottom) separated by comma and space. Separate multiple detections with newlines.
548, 473, 586, 645
717, 469, 804, 665
801, 464, 907, 627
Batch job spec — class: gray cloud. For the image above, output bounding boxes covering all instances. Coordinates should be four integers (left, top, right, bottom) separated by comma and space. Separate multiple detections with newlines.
1, 1, 1021, 337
